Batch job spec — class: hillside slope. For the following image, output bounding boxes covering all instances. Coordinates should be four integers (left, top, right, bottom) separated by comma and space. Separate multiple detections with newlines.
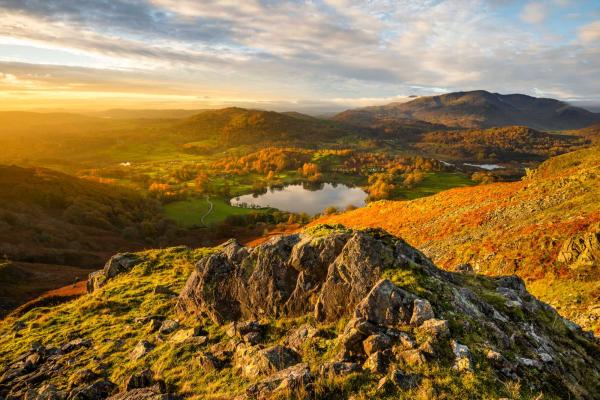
177, 107, 370, 145
0, 165, 179, 316
1, 228, 599, 399
413, 126, 589, 162
334, 90, 600, 130
314, 147, 600, 332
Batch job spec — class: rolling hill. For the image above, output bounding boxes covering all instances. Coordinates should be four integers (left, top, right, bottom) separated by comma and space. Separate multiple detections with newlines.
314, 147, 600, 333
334, 90, 600, 131
0, 165, 180, 316
176, 107, 371, 145
413, 126, 589, 162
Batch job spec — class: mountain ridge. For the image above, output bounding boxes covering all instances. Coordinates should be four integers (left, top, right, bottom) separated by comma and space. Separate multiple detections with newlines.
333, 90, 600, 131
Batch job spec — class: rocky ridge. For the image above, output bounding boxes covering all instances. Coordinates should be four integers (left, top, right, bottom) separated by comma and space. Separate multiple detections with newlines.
1, 226, 599, 399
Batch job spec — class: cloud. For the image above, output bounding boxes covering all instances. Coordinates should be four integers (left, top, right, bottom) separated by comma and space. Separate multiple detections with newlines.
579, 20, 600, 44
0, 0, 599, 109
519, 2, 547, 24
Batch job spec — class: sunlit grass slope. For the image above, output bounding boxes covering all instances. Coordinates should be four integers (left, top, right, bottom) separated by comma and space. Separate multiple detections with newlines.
313, 147, 600, 332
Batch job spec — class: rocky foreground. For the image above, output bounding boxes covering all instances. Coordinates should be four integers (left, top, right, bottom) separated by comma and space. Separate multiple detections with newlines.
1, 226, 599, 399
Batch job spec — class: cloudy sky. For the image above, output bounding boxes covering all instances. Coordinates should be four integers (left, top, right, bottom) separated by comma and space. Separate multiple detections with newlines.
0, 0, 599, 112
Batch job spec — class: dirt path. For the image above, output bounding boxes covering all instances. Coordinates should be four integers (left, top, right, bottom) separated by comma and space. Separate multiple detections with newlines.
200, 194, 214, 227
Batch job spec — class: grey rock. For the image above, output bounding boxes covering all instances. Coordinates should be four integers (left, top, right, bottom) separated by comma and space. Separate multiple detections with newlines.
415, 319, 449, 341
451, 340, 472, 372
318, 362, 361, 376
246, 363, 312, 400
68, 369, 100, 391
234, 344, 301, 378
363, 350, 391, 374
197, 352, 227, 372
124, 370, 155, 391
131, 341, 154, 360
363, 333, 392, 356
410, 298, 435, 326
158, 320, 179, 335
87, 253, 141, 293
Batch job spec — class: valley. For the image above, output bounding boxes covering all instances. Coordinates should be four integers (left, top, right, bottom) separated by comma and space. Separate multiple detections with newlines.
1, 91, 599, 400
3, 1, 600, 398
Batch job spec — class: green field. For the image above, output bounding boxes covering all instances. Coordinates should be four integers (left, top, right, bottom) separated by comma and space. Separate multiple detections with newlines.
394, 172, 475, 200
164, 197, 261, 227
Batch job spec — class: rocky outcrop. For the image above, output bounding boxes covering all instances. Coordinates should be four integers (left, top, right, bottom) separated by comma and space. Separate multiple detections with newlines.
246, 363, 312, 400
87, 253, 142, 293
3, 227, 600, 400
177, 227, 433, 323
233, 344, 301, 378
557, 229, 600, 272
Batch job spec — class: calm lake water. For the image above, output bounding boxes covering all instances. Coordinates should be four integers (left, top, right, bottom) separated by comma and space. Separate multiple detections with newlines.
463, 163, 503, 170
230, 183, 368, 215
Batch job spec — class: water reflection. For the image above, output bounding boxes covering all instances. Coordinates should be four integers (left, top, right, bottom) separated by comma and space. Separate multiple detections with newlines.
230, 183, 367, 215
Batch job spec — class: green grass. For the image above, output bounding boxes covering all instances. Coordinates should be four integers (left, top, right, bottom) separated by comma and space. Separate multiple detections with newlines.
394, 172, 475, 200
164, 197, 261, 227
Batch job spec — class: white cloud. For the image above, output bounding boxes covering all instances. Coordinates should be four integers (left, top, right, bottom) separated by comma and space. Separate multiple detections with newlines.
519, 2, 547, 24
0, 0, 599, 107
579, 20, 600, 44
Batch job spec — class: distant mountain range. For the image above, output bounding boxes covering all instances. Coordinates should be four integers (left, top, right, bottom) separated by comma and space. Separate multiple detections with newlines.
333, 90, 600, 131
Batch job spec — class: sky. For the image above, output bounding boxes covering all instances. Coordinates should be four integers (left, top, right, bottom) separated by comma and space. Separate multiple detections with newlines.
0, 0, 599, 112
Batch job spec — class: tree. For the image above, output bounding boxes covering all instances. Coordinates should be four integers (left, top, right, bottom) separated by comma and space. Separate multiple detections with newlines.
323, 206, 338, 215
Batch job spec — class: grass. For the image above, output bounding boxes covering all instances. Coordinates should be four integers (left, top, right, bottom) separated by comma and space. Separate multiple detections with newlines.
1, 234, 597, 399
394, 172, 476, 200
164, 196, 262, 227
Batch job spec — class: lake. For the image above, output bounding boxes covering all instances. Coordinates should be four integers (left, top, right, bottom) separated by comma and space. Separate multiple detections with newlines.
230, 183, 368, 215
463, 163, 503, 170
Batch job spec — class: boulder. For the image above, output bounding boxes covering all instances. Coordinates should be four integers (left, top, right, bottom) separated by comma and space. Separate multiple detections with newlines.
131, 341, 154, 360
87, 253, 141, 293
363, 350, 391, 374
246, 363, 312, 400
315, 232, 396, 322
410, 299, 435, 326
396, 349, 426, 367
68, 380, 118, 400
177, 229, 431, 325
363, 334, 392, 356
283, 324, 319, 352
86, 270, 105, 294
124, 370, 155, 391
68, 369, 100, 390
169, 328, 204, 344
318, 362, 362, 376
451, 340, 472, 372
415, 319, 449, 341
158, 320, 179, 335
388, 369, 421, 390
197, 352, 227, 372
352, 280, 416, 328
557, 230, 600, 268
234, 345, 301, 378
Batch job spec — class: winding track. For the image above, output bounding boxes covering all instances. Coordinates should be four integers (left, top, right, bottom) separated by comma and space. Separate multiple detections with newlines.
200, 194, 214, 227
